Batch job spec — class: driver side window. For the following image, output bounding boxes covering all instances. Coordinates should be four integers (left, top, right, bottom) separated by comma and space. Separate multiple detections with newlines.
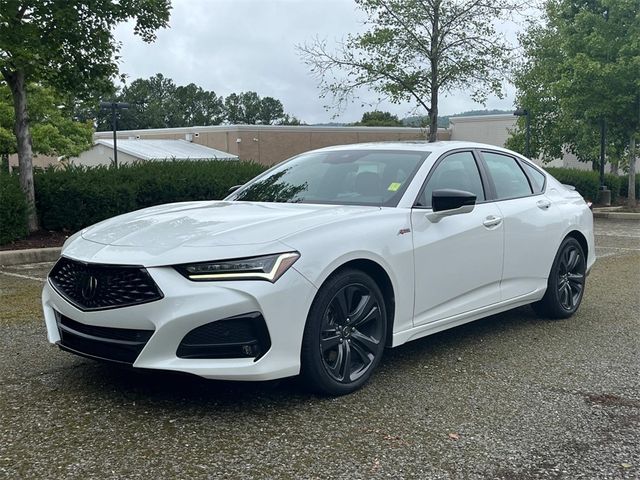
417, 151, 485, 207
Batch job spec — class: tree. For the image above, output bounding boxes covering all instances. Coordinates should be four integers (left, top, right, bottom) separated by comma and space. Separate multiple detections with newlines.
258, 97, 285, 125
224, 93, 243, 124
100, 74, 226, 130
0, 1, 171, 231
224, 91, 288, 125
278, 114, 304, 126
174, 83, 225, 127
354, 110, 403, 127
99, 73, 176, 131
238, 91, 261, 124
509, 0, 639, 206
0, 83, 93, 169
298, 0, 520, 141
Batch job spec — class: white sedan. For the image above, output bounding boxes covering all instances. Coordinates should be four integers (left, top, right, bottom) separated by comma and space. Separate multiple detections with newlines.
43, 141, 595, 395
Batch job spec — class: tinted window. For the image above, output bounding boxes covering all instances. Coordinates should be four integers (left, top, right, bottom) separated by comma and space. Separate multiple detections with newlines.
417, 151, 485, 207
230, 150, 430, 207
483, 152, 533, 199
521, 161, 545, 193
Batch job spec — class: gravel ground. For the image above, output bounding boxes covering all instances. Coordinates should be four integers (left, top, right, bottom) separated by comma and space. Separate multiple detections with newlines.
1, 218, 638, 479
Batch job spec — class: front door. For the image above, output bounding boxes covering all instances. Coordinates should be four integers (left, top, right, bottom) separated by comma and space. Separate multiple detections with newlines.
411, 151, 504, 326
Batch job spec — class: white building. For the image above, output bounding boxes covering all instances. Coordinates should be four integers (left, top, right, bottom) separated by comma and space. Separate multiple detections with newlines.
449, 113, 640, 172
69, 139, 238, 167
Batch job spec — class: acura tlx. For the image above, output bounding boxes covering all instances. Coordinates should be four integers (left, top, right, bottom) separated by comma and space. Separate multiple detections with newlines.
43, 141, 595, 395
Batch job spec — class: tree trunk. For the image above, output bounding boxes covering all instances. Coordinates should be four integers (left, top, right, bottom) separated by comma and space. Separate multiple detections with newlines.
5, 70, 38, 232
628, 134, 637, 207
428, 87, 438, 142
428, 2, 440, 143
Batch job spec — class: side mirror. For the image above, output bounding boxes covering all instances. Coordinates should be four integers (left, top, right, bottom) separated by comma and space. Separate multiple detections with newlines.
228, 185, 242, 194
427, 189, 476, 222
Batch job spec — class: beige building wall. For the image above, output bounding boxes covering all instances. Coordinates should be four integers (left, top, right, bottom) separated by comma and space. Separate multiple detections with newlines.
11, 120, 636, 173
94, 125, 448, 166
8, 153, 59, 171
449, 114, 517, 148
11, 125, 441, 170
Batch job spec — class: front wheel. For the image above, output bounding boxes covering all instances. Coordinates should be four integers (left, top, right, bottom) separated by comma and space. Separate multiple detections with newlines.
533, 237, 587, 319
300, 269, 387, 396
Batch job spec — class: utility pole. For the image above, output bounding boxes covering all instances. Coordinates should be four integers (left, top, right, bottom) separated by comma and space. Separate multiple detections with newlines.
99, 102, 130, 167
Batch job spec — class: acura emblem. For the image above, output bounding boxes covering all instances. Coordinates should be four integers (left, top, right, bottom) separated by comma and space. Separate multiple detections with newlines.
81, 275, 99, 300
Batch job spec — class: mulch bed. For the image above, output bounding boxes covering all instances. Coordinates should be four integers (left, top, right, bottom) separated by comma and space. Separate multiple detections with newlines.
0, 230, 69, 251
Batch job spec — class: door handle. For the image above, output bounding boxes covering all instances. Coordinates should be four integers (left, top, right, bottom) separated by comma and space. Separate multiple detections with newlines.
483, 215, 502, 228
537, 199, 551, 210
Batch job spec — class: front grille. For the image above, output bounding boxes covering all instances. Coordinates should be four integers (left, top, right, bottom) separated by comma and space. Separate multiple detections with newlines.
49, 257, 163, 311
57, 314, 154, 364
177, 312, 271, 360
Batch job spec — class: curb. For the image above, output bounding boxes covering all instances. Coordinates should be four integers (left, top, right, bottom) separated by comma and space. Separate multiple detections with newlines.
593, 211, 640, 220
0, 247, 61, 266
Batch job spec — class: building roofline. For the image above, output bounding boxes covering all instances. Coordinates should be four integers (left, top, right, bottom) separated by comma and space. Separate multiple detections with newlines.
94, 124, 446, 137
448, 114, 515, 123
94, 138, 238, 160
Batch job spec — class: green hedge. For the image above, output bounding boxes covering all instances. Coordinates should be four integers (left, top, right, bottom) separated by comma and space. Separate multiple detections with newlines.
35, 160, 268, 232
544, 167, 622, 202
0, 172, 28, 244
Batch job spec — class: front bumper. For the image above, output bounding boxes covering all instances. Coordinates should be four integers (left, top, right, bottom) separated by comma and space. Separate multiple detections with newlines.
42, 265, 317, 381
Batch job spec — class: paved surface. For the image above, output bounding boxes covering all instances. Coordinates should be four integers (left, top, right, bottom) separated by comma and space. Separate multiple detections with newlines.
1, 218, 638, 479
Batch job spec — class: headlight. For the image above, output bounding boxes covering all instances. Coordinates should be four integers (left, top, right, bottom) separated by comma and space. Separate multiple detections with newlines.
175, 252, 300, 282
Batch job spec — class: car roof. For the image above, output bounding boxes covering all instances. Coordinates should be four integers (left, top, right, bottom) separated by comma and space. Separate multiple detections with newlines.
309, 141, 520, 157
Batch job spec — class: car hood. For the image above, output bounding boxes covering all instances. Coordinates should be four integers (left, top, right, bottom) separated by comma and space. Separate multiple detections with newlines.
80, 201, 377, 249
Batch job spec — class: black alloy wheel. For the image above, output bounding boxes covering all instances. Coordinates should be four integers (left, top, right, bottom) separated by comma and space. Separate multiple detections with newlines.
301, 269, 387, 395
533, 237, 587, 319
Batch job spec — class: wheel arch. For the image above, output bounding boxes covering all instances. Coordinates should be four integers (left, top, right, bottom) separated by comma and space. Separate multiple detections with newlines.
565, 229, 589, 259
320, 258, 396, 347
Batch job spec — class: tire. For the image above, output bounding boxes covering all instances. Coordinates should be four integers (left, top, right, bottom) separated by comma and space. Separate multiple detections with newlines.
532, 236, 587, 319
300, 269, 387, 396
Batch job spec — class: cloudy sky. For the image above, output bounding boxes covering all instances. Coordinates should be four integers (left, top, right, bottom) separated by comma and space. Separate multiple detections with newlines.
114, 0, 521, 124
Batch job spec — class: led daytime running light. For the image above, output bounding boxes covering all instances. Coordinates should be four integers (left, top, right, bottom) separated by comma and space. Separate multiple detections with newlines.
178, 252, 300, 282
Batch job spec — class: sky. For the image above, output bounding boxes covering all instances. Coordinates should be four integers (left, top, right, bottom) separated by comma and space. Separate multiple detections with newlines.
113, 0, 521, 124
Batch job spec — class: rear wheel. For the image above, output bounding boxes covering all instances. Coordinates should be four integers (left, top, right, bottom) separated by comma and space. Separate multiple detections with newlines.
533, 237, 586, 319
301, 269, 387, 395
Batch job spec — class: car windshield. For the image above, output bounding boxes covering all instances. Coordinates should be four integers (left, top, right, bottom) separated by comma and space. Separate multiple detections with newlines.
229, 149, 430, 207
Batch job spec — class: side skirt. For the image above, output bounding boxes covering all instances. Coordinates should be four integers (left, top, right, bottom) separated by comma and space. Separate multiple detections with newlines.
391, 288, 546, 347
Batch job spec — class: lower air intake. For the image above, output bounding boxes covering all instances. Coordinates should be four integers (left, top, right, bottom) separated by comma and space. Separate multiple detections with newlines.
177, 312, 271, 361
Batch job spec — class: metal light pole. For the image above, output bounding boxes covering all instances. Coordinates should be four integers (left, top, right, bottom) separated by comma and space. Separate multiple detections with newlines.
599, 118, 606, 188
514, 108, 530, 158
99, 101, 130, 167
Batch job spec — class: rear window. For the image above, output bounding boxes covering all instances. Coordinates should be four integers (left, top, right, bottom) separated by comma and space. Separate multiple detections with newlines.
521, 161, 546, 193
482, 152, 533, 199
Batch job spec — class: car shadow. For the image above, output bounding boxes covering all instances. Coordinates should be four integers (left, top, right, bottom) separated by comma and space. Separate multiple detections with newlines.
63, 304, 550, 409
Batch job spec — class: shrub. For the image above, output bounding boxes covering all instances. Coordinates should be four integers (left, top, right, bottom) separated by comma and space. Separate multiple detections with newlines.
0, 172, 28, 244
544, 167, 622, 202
35, 160, 267, 232
604, 174, 621, 202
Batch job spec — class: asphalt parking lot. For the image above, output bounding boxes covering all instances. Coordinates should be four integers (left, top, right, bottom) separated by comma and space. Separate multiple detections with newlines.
1, 218, 638, 479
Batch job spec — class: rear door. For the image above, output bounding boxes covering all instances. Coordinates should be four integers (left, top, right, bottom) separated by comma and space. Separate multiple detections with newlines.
411, 150, 504, 326
478, 150, 565, 300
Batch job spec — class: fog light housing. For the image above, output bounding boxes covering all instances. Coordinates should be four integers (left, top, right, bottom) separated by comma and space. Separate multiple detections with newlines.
176, 312, 271, 361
